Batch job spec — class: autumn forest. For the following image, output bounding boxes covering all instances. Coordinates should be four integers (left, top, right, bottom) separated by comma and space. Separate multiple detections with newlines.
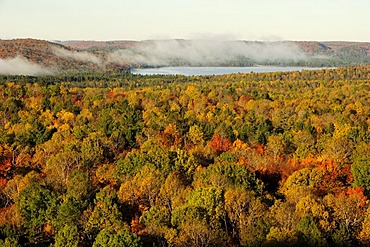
0, 66, 370, 246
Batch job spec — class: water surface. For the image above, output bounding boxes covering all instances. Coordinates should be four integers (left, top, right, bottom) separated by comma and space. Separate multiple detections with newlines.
131, 66, 326, 76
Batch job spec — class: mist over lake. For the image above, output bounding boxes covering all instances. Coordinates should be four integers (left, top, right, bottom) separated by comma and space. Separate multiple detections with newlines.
131, 66, 327, 76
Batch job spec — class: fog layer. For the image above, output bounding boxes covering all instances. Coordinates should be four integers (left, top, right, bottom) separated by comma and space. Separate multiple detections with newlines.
109, 40, 307, 66
52, 47, 102, 66
0, 57, 54, 76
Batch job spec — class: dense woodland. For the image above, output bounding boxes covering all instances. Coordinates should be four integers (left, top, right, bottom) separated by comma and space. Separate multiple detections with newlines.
0, 66, 370, 246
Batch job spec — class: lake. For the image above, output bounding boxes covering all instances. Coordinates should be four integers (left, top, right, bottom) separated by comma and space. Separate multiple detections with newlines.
131, 66, 327, 76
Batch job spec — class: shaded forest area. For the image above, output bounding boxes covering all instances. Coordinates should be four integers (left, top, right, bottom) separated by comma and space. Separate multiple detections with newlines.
0, 66, 370, 246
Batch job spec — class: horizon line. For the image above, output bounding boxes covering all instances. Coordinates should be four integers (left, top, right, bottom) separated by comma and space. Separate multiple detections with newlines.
1, 37, 370, 43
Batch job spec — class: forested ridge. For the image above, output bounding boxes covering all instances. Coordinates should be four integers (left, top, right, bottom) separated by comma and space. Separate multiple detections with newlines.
0, 66, 370, 246
2, 39, 370, 73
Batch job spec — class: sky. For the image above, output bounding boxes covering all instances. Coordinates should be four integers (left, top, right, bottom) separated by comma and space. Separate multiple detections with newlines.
0, 0, 369, 42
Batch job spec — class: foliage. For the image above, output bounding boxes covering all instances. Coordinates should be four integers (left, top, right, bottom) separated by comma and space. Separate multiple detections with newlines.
0, 66, 370, 246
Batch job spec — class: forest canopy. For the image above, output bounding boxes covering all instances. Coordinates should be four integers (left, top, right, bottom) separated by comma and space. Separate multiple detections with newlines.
0, 66, 370, 246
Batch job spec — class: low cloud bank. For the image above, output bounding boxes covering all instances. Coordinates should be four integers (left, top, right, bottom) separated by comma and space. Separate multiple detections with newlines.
0, 57, 54, 76
52, 47, 102, 66
109, 40, 308, 66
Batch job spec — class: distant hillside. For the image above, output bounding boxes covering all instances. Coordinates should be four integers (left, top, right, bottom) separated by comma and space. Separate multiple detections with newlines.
0, 39, 128, 74
293, 41, 370, 64
61, 39, 370, 68
1, 38, 369, 75
0, 39, 103, 71
61, 40, 370, 55
58, 40, 138, 51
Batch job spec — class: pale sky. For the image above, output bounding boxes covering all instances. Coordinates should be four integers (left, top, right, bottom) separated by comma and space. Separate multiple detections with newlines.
0, 0, 369, 41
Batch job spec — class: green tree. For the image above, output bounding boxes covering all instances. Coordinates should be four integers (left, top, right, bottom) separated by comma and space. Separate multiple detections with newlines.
139, 206, 174, 245
54, 224, 79, 247
296, 216, 327, 247
351, 142, 370, 196
171, 187, 227, 246
55, 198, 83, 231
16, 184, 58, 243
66, 169, 90, 202
92, 229, 142, 247
85, 186, 123, 238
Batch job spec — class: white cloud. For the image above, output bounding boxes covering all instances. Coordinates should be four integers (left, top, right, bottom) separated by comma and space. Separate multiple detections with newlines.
52, 47, 102, 66
109, 40, 307, 66
0, 56, 54, 76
